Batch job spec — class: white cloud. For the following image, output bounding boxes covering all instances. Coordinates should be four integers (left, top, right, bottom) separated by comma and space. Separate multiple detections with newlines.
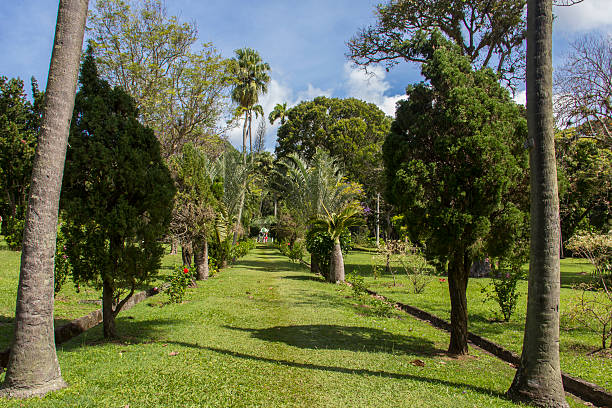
554, 0, 612, 33
513, 90, 526, 106
297, 83, 333, 102
343, 63, 405, 116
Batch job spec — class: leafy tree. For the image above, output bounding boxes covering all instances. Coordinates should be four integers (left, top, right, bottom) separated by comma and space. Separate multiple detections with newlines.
0, 77, 42, 249
383, 34, 528, 355
275, 97, 391, 197
89, 0, 233, 159
60, 47, 175, 339
507, 0, 568, 405
169, 143, 222, 280
554, 33, 612, 147
0, 0, 88, 399
347, 0, 527, 87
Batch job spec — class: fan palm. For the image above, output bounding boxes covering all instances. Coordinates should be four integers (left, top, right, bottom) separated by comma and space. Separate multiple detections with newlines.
269, 102, 288, 125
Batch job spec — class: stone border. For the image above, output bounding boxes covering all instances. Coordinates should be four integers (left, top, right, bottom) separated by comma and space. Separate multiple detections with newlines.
364, 288, 612, 407
0, 285, 165, 368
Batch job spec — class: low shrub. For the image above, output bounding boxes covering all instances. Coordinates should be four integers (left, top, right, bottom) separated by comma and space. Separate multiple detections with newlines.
481, 261, 524, 322
166, 265, 194, 303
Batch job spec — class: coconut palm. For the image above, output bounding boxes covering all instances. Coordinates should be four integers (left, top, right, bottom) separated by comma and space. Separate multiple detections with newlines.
0, 0, 88, 399
310, 204, 364, 282
231, 48, 270, 163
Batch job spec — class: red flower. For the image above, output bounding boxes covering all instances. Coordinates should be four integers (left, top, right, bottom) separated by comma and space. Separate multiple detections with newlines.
183, 267, 189, 274
439, 278, 446, 282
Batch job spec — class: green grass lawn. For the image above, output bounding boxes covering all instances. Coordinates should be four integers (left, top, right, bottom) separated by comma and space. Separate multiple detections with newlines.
343, 250, 611, 390
0, 245, 588, 407
0, 242, 181, 350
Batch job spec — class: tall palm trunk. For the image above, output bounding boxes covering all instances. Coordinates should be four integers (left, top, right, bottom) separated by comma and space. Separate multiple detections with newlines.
329, 239, 345, 283
0, 0, 88, 398
233, 110, 249, 246
507, 1, 568, 406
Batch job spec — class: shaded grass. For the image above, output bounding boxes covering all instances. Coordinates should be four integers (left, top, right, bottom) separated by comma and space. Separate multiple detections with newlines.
343, 251, 611, 390
0, 245, 585, 406
0, 244, 181, 350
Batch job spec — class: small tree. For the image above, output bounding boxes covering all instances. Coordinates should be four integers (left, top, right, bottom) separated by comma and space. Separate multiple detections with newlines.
383, 34, 528, 354
61, 46, 175, 338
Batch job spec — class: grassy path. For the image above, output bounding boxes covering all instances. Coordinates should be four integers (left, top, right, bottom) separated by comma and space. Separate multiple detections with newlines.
0, 245, 585, 407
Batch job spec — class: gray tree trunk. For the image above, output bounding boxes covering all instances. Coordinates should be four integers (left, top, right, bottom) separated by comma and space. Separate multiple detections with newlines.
194, 237, 209, 280
329, 241, 345, 283
311, 252, 320, 275
507, 1, 568, 406
0, 0, 88, 399
181, 243, 192, 268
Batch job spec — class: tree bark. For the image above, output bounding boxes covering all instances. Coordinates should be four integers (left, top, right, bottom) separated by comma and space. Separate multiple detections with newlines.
102, 277, 117, 339
194, 237, 209, 280
507, 1, 568, 406
170, 237, 178, 255
311, 252, 320, 275
448, 251, 470, 355
0, 0, 88, 399
181, 243, 192, 267
329, 240, 345, 283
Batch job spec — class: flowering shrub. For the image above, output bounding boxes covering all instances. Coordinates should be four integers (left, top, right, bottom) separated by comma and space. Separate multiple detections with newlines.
230, 239, 256, 260
166, 265, 194, 303
567, 232, 611, 282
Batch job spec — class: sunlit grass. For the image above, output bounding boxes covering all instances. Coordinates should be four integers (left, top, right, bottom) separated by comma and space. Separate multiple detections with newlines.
344, 249, 611, 390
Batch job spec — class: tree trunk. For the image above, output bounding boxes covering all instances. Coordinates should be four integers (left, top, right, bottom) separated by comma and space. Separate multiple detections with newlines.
0, 0, 88, 399
311, 252, 320, 275
102, 277, 117, 339
329, 240, 345, 283
507, 1, 568, 406
181, 243, 192, 268
448, 251, 470, 355
376, 192, 380, 247
194, 237, 209, 280
170, 237, 178, 255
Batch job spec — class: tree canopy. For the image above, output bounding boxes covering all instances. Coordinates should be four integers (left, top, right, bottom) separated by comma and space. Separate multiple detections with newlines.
275, 96, 391, 195
347, 0, 526, 87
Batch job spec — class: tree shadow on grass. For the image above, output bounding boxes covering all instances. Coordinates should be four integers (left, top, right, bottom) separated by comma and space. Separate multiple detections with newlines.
281, 275, 324, 283
165, 341, 507, 399
224, 324, 441, 356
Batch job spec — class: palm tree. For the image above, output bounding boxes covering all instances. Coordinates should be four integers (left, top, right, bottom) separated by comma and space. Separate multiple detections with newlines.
272, 150, 361, 279
310, 204, 364, 282
507, 0, 569, 406
231, 48, 270, 163
0, 0, 88, 399
269, 102, 288, 125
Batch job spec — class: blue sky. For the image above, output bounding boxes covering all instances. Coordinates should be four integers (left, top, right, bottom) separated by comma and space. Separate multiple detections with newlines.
1, 1, 611, 150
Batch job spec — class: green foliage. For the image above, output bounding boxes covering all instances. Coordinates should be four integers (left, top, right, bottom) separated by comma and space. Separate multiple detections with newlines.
54, 223, 71, 294
166, 265, 194, 304
346, 271, 368, 298
230, 239, 256, 260
557, 133, 611, 242
0, 76, 43, 249
60, 47, 175, 311
383, 34, 528, 270
275, 97, 391, 196
287, 240, 306, 263
481, 263, 524, 322
306, 229, 353, 273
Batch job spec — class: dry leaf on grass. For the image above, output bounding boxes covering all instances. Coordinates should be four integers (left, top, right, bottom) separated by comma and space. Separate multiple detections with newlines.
411, 359, 425, 367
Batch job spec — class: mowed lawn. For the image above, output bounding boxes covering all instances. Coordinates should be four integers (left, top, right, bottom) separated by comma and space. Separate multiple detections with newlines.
0, 245, 587, 407
343, 250, 612, 390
